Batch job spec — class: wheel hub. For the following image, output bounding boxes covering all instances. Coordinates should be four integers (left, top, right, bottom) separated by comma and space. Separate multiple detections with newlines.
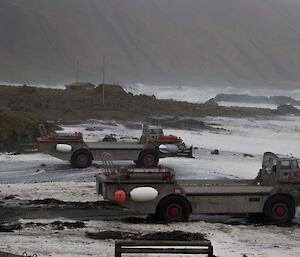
275, 205, 286, 217
78, 154, 87, 164
144, 154, 154, 165
169, 206, 180, 218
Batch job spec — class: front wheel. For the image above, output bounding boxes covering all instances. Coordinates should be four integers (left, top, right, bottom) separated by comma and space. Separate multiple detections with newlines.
156, 195, 191, 222
70, 149, 93, 168
263, 195, 295, 224
138, 150, 159, 167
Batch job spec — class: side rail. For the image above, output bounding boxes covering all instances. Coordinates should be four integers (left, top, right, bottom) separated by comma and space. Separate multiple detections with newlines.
115, 240, 213, 257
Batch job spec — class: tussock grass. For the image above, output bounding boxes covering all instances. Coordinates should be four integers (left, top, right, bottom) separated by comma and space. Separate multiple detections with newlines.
0, 111, 43, 151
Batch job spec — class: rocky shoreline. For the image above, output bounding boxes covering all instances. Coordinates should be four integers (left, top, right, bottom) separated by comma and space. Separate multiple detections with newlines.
1, 84, 298, 152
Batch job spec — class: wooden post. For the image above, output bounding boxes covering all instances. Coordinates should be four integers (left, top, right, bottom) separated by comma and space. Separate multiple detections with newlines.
115, 241, 121, 257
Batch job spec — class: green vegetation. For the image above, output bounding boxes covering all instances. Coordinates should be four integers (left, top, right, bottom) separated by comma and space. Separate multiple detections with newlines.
0, 111, 43, 151
0, 84, 279, 151
0, 84, 274, 123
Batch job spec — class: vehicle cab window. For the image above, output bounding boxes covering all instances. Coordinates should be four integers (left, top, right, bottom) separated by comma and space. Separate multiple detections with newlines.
292, 160, 299, 169
280, 160, 292, 170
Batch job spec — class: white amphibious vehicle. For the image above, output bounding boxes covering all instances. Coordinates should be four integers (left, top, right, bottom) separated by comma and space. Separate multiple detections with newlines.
37, 124, 192, 168
96, 152, 300, 223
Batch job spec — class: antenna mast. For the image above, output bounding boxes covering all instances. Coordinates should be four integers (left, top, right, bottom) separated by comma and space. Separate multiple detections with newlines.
76, 60, 79, 83
102, 56, 106, 105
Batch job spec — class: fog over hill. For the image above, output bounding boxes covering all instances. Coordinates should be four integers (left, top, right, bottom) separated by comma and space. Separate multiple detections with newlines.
1, 0, 300, 88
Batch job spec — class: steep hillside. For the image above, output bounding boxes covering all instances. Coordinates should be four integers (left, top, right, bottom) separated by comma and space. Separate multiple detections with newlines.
1, 0, 300, 88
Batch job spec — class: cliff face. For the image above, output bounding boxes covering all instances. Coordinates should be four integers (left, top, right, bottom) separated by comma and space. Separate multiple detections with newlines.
1, 0, 300, 87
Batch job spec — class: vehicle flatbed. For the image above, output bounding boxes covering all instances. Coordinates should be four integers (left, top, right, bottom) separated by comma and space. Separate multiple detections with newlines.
96, 152, 300, 224
37, 124, 193, 168
86, 142, 144, 150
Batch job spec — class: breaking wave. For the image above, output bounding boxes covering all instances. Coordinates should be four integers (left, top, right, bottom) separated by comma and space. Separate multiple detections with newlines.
123, 83, 300, 105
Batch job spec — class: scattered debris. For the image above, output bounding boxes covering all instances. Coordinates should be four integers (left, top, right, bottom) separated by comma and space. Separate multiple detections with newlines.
51, 221, 86, 230
8, 152, 21, 156
23, 221, 86, 230
28, 198, 65, 205
0, 252, 37, 257
86, 230, 133, 240
0, 223, 22, 232
86, 230, 207, 241
26, 198, 119, 209
140, 231, 207, 241
52, 223, 65, 231
122, 216, 165, 224
211, 149, 220, 155
3, 195, 16, 200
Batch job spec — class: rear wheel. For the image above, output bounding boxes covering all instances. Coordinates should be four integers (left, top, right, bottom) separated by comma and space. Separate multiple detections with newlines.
156, 195, 190, 222
70, 149, 93, 168
263, 195, 295, 224
138, 150, 159, 167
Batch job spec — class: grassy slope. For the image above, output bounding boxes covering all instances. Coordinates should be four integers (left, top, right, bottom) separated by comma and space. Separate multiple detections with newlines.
0, 111, 43, 151
0, 84, 278, 151
0, 85, 274, 122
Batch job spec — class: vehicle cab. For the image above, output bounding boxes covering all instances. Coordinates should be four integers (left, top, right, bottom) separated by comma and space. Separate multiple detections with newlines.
259, 152, 300, 186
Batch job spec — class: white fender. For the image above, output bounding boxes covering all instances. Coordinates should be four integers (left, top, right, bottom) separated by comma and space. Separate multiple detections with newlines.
56, 144, 72, 153
159, 144, 179, 154
130, 187, 158, 202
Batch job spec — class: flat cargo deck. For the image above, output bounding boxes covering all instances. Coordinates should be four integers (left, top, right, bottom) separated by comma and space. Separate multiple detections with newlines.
86, 142, 145, 150
181, 184, 273, 195
178, 179, 273, 194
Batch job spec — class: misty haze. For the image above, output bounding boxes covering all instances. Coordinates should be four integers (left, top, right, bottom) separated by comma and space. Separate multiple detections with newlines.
1, 0, 300, 89
1, 1, 300, 257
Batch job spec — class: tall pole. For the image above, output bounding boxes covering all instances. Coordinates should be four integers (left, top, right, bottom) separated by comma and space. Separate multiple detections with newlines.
102, 56, 106, 105
76, 60, 79, 83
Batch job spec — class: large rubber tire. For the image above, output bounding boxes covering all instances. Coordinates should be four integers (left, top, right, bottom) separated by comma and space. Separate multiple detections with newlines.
156, 195, 191, 223
263, 195, 295, 224
133, 160, 140, 166
70, 149, 93, 168
138, 149, 159, 167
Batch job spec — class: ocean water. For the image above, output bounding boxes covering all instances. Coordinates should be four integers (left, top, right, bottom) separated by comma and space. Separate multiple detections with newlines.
3, 82, 300, 107
124, 83, 300, 104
